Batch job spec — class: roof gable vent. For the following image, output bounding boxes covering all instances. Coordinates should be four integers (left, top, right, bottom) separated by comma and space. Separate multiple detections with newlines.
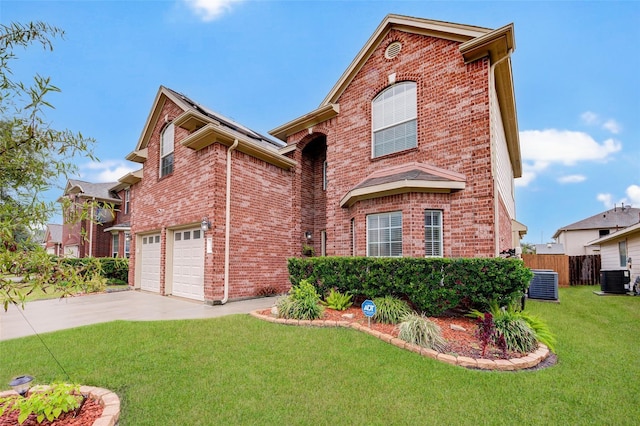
385, 41, 402, 59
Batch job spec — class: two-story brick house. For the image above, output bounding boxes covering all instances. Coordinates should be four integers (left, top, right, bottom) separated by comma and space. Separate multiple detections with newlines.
271, 14, 523, 259
58, 178, 135, 258
125, 14, 526, 304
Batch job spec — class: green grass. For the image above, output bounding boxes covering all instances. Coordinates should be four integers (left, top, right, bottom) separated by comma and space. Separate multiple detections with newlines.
1, 286, 638, 425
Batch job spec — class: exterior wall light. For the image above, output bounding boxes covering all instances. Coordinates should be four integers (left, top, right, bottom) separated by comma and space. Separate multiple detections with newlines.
201, 217, 211, 232
10, 375, 34, 397
305, 231, 312, 240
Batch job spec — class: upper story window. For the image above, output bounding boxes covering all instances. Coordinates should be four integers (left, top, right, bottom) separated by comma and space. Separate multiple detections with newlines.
160, 123, 175, 177
372, 81, 417, 158
124, 189, 130, 215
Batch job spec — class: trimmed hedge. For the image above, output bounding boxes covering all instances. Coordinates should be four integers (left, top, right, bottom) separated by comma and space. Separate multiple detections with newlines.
59, 257, 129, 282
288, 257, 533, 316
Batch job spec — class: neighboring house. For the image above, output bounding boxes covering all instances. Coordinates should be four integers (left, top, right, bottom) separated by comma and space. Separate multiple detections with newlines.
534, 243, 565, 255
43, 224, 63, 256
553, 205, 640, 256
588, 222, 639, 284
103, 171, 142, 258
124, 14, 526, 304
59, 179, 121, 258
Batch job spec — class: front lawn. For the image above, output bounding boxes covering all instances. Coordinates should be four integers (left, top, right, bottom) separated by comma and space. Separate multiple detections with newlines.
1, 286, 638, 425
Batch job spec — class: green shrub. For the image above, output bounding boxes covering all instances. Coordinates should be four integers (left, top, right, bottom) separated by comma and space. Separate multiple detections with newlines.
276, 279, 324, 320
322, 289, 353, 311
288, 256, 532, 316
372, 296, 412, 324
398, 314, 447, 351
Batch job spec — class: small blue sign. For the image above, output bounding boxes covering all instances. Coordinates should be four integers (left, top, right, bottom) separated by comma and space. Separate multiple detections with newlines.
361, 299, 377, 318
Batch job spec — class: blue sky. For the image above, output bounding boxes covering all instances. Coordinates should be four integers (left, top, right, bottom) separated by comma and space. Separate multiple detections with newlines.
2, 0, 639, 244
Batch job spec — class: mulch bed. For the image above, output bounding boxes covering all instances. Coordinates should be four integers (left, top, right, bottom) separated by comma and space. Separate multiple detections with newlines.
0, 396, 103, 426
262, 306, 532, 360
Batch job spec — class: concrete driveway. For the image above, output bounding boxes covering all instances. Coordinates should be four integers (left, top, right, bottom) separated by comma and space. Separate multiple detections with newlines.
0, 290, 277, 341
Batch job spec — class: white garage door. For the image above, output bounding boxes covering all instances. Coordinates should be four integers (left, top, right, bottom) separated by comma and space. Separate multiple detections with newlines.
140, 234, 161, 293
172, 228, 204, 301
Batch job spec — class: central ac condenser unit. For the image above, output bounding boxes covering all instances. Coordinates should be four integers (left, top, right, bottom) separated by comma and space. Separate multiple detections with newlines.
528, 270, 559, 301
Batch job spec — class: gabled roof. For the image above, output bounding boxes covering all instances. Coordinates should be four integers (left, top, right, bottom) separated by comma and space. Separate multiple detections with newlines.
588, 221, 640, 246
340, 162, 465, 207
45, 224, 63, 243
63, 179, 121, 203
126, 86, 295, 170
268, 14, 521, 177
110, 169, 143, 193
553, 206, 640, 239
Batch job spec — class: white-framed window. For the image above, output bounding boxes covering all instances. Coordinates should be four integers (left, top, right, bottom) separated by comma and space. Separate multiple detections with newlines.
124, 189, 130, 214
112, 233, 119, 257
160, 123, 175, 177
372, 81, 417, 158
124, 233, 131, 258
367, 211, 402, 257
424, 210, 443, 257
619, 241, 628, 267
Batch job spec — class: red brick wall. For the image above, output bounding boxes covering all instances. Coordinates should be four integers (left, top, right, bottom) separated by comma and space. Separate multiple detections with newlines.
130, 98, 294, 301
288, 30, 496, 258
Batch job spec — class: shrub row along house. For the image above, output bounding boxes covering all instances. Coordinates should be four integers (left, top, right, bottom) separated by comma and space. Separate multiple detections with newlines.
52, 14, 528, 304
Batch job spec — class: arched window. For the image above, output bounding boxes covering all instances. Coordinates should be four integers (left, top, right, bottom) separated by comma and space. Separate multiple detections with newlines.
372, 81, 417, 158
160, 123, 174, 177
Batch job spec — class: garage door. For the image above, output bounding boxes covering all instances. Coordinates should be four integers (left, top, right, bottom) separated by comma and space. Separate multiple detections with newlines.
140, 234, 161, 293
172, 228, 204, 301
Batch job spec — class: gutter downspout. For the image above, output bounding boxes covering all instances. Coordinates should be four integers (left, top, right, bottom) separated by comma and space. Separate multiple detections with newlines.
221, 139, 239, 304
89, 197, 95, 257
489, 49, 513, 257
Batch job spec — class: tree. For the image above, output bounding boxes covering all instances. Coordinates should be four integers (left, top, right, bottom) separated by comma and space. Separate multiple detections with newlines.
0, 22, 102, 309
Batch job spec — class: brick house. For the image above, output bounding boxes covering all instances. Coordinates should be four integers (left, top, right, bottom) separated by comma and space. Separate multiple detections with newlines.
125, 14, 526, 303
272, 14, 523, 259
59, 179, 129, 258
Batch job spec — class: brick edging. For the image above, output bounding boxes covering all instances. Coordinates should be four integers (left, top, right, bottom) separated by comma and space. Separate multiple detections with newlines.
250, 310, 550, 371
0, 385, 120, 426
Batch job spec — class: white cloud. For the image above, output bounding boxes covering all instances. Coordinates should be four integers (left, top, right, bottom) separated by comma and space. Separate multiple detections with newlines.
518, 129, 621, 186
580, 111, 599, 125
625, 185, 640, 206
603, 119, 622, 134
182, 0, 242, 21
580, 111, 622, 134
597, 193, 614, 208
557, 174, 586, 184
79, 160, 138, 183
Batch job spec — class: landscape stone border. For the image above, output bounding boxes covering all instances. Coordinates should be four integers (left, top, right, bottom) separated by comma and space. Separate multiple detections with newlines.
0, 385, 120, 426
250, 310, 550, 371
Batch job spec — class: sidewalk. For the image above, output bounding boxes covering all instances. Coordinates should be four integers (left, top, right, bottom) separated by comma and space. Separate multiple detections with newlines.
0, 291, 278, 341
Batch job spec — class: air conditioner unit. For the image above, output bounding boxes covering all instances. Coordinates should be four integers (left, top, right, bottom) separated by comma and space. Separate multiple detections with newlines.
600, 270, 630, 294
528, 270, 558, 301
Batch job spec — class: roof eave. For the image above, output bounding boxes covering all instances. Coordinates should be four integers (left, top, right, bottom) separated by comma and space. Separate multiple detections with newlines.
269, 104, 340, 142
182, 124, 297, 171
340, 180, 465, 208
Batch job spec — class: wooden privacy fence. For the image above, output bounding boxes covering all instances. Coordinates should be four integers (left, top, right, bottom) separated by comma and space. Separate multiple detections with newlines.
568, 255, 601, 285
521, 254, 569, 287
521, 254, 601, 286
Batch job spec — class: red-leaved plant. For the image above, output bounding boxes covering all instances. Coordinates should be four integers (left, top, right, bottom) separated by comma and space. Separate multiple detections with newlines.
476, 312, 495, 358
